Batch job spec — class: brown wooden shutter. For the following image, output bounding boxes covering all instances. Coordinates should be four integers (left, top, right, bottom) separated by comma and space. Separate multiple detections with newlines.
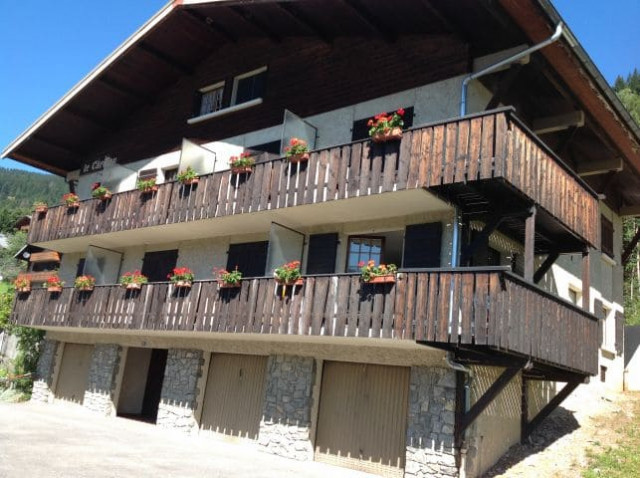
403, 222, 442, 268
226, 241, 269, 278
615, 311, 624, 356
306, 233, 339, 274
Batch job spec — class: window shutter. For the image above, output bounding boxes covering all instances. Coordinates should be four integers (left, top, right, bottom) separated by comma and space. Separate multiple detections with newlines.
403, 222, 442, 268
594, 299, 604, 345
141, 250, 179, 283
227, 241, 269, 278
306, 233, 339, 274
351, 106, 414, 141
615, 311, 624, 356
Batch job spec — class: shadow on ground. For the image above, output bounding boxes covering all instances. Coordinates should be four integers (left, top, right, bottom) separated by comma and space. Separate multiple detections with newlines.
482, 406, 580, 477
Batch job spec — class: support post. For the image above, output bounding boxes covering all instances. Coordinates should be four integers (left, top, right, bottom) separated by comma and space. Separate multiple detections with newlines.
524, 206, 536, 281
582, 250, 590, 312
521, 380, 581, 440
533, 250, 559, 284
520, 378, 529, 443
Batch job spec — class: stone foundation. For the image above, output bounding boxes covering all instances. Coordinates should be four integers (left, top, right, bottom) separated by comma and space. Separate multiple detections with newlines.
31, 339, 59, 403
258, 355, 315, 460
83, 344, 121, 415
156, 348, 203, 432
405, 367, 458, 478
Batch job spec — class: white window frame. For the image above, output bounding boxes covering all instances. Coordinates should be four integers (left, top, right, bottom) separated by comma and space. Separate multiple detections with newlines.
198, 80, 225, 116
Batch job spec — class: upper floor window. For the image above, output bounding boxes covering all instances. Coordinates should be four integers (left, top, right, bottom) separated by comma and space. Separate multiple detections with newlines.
347, 236, 384, 273
198, 81, 225, 116
601, 215, 614, 258
232, 67, 267, 106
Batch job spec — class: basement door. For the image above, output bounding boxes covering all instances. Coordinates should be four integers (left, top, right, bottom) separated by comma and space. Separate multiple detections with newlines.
199, 354, 267, 440
314, 362, 410, 478
54, 343, 93, 405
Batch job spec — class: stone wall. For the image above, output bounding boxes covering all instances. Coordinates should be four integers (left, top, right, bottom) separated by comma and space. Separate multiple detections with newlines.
405, 366, 458, 478
31, 339, 59, 403
258, 355, 315, 460
83, 344, 121, 415
156, 348, 203, 432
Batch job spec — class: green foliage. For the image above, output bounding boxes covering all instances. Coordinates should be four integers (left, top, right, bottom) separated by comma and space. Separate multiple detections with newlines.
0, 231, 27, 281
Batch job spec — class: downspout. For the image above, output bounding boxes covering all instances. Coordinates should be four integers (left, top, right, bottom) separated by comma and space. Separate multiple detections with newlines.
445, 352, 472, 478
460, 22, 565, 116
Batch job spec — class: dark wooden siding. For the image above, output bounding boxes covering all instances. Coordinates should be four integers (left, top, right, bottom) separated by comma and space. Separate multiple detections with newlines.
12, 268, 599, 375
28, 110, 600, 248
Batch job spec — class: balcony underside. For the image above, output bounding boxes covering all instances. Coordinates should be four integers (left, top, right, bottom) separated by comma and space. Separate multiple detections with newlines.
28, 109, 599, 252
13, 268, 598, 377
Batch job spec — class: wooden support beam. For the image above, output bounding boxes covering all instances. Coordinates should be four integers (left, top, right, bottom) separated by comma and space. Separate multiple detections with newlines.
555, 125, 578, 155
582, 250, 591, 312
457, 367, 521, 444
9, 152, 68, 177
486, 64, 522, 110
522, 380, 581, 441
98, 76, 148, 102
533, 111, 585, 135
577, 157, 624, 177
521, 377, 529, 443
182, 8, 237, 43
524, 206, 537, 282
454, 371, 466, 464
227, 6, 282, 42
63, 106, 114, 131
622, 227, 640, 265
32, 135, 77, 155
138, 42, 194, 75
417, 0, 467, 41
619, 204, 640, 217
533, 250, 559, 284
275, 2, 333, 45
341, 0, 396, 42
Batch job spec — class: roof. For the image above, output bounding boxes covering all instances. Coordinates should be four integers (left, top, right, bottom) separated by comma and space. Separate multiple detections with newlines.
2, 0, 640, 189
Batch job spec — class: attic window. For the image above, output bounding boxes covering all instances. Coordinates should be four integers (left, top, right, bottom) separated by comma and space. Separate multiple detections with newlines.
232, 67, 267, 105
198, 81, 225, 116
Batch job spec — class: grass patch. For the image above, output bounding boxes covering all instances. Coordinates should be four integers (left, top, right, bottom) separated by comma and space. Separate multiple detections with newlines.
0, 281, 11, 294
583, 397, 640, 477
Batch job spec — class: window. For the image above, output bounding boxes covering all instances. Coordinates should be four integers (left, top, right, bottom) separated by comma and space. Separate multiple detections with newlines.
601, 215, 614, 258
232, 67, 267, 106
138, 168, 157, 181
163, 167, 179, 182
226, 241, 269, 278
198, 82, 225, 116
568, 288, 580, 305
346, 237, 384, 273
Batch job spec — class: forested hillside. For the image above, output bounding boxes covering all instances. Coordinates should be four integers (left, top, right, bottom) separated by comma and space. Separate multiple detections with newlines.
615, 69, 640, 325
0, 168, 67, 234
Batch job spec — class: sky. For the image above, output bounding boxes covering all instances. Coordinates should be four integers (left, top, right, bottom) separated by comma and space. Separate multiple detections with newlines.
1, 0, 638, 175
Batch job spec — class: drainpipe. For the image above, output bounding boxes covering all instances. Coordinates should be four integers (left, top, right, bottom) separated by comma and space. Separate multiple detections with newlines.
445, 352, 473, 478
460, 22, 565, 116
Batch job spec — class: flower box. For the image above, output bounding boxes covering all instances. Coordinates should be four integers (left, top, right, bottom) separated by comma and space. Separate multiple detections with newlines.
371, 127, 403, 143
125, 283, 142, 290
16, 286, 31, 293
218, 281, 241, 289
365, 274, 396, 284
78, 286, 94, 292
67, 202, 80, 209
174, 280, 192, 288
182, 178, 199, 186
140, 185, 158, 194
97, 193, 112, 201
231, 166, 253, 174
275, 278, 304, 286
288, 152, 310, 164
34, 205, 48, 214
47, 286, 62, 293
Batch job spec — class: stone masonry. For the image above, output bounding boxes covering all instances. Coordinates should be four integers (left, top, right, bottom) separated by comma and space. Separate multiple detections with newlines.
405, 366, 459, 478
83, 344, 121, 415
156, 348, 203, 432
31, 339, 59, 403
258, 355, 315, 460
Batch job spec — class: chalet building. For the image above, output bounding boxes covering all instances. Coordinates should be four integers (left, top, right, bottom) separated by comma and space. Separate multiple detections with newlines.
3, 1, 639, 476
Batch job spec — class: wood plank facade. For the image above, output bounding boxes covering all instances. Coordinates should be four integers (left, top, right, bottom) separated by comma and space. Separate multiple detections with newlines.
27, 109, 599, 248
12, 268, 599, 376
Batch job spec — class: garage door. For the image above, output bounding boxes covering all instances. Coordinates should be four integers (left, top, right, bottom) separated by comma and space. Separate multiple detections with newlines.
315, 362, 410, 478
54, 343, 93, 405
200, 354, 267, 440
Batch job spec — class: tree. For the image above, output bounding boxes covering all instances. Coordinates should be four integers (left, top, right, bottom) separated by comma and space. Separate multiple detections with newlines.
0, 231, 27, 281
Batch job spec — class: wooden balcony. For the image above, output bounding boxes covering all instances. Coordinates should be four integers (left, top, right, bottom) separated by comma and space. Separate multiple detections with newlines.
12, 268, 598, 376
28, 108, 598, 250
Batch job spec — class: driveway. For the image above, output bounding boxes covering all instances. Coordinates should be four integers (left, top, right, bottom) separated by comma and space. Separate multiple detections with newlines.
0, 401, 377, 478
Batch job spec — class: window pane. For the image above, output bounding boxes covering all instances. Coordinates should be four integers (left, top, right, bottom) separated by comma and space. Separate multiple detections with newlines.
346, 237, 384, 273
235, 71, 267, 105
200, 87, 224, 116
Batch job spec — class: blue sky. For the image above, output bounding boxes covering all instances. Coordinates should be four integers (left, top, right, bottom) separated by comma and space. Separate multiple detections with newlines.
1, 0, 638, 174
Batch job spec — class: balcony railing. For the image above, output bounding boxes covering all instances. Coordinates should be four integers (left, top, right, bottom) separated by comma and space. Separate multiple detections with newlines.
28, 108, 598, 247
12, 268, 598, 375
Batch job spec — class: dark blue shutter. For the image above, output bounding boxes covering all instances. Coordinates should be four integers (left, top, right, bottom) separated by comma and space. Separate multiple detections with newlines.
227, 241, 269, 278
403, 222, 442, 268
306, 233, 339, 274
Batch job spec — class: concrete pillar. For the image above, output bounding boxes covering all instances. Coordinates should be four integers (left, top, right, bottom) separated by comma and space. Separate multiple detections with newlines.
31, 339, 60, 403
258, 355, 315, 460
83, 344, 122, 416
156, 348, 203, 432
405, 367, 458, 478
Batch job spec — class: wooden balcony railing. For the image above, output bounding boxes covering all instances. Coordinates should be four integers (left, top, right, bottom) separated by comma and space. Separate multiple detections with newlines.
12, 268, 598, 375
28, 108, 598, 247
